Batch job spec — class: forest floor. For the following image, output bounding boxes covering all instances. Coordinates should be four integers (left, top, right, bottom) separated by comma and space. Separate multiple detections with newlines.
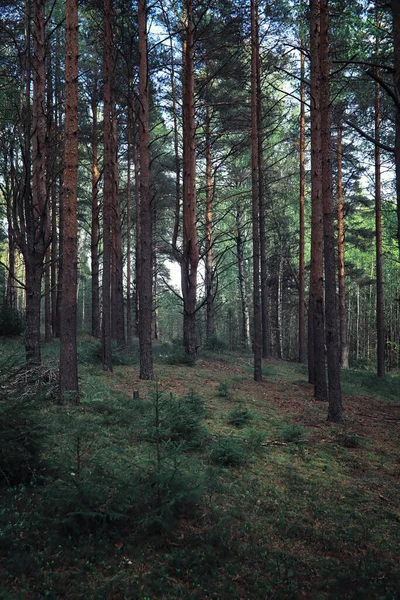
0, 337, 399, 599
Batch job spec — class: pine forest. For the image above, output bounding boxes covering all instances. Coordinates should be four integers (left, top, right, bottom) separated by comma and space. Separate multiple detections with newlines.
0, 0, 399, 598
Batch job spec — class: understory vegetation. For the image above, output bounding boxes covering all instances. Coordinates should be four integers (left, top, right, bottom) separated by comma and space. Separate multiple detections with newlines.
0, 337, 399, 599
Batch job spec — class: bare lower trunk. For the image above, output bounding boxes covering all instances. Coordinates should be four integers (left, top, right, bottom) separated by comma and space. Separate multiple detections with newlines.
391, 0, 400, 254
336, 113, 349, 369
101, 0, 113, 372
236, 204, 249, 349
25, 261, 42, 364
205, 105, 215, 340
181, 0, 199, 358
91, 90, 100, 338
375, 36, 385, 378
251, 0, 262, 381
138, 0, 154, 378
299, 44, 306, 363
59, 0, 79, 404
320, 0, 342, 422
310, 0, 327, 402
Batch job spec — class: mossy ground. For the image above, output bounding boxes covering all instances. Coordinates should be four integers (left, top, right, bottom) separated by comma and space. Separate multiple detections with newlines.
0, 337, 399, 599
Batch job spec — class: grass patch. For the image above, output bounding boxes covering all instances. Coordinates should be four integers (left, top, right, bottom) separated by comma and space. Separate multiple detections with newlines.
1, 338, 399, 599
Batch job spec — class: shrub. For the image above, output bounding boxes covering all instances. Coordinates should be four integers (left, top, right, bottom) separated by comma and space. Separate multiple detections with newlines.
228, 407, 253, 428
139, 389, 206, 449
0, 301, 24, 337
209, 437, 248, 467
278, 423, 306, 443
204, 335, 228, 351
217, 381, 230, 397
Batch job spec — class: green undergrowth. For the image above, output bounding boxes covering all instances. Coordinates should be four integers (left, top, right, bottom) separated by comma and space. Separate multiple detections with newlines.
0, 341, 399, 599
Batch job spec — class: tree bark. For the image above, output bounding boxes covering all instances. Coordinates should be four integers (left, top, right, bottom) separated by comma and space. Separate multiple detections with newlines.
111, 100, 126, 349
60, 0, 79, 404
236, 203, 250, 349
251, 0, 262, 381
101, 0, 113, 371
375, 24, 385, 378
391, 0, 400, 254
298, 44, 306, 363
309, 0, 327, 401
336, 112, 349, 369
205, 104, 215, 340
91, 82, 100, 338
181, 0, 199, 357
320, 0, 342, 422
138, 0, 154, 379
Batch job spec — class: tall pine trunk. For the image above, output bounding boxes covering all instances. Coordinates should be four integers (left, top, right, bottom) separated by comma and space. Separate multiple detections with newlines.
205, 104, 215, 340
91, 84, 100, 338
138, 0, 154, 379
298, 43, 306, 363
336, 113, 349, 369
320, 0, 342, 422
309, 0, 327, 401
251, 0, 262, 381
181, 0, 199, 357
59, 0, 79, 403
101, 0, 113, 371
375, 31, 385, 378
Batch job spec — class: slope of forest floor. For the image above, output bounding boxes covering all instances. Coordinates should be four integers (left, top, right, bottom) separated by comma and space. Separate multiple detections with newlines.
0, 337, 399, 599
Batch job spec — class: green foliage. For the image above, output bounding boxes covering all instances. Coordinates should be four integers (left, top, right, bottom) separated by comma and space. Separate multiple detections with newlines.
204, 334, 228, 351
209, 436, 249, 467
278, 423, 306, 443
0, 356, 57, 486
0, 300, 24, 336
164, 348, 196, 366
139, 389, 206, 449
217, 381, 230, 397
227, 406, 253, 428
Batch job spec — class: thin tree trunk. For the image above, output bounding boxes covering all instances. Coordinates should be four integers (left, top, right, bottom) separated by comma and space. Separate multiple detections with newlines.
391, 0, 400, 254
336, 112, 349, 369
299, 43, 306, 363
111, 100, 126, 349
60, 0, 79, 403
134, 118, 140, 338
126, 85, 133, 346
320, 0, 342, 422
251, 0, 262, 381
236, 203, 250, 349
375, 25, 385, 377
101, 0, 113, 371
91, 85, 100, 338
205, 104, 215, 340
181, 0, 199, 357
138, 0, 154, 378
257, 33, 268, 360
309, 0, 327, 401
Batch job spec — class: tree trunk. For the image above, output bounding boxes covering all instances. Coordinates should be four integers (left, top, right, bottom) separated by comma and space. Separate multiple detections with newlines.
391, 0, 400, 254
23, 0, 48, 364
60, 0, 79, 404
336, 112, 349, 369
236, 203, 250, 349
309, 0, 327, 401
205, 104, 215, 340
138, 0, 154, 379
320, 0, 342, 422
251, 0, 262, 381
111, 100, 126, 349
91, 84, 100, 338
298, 43, 306, 363
375, 25, 385, 378
126, 85, 133, 346
257, 33, 269, 360
101, 0, 113, 371
25, 259, 42, 364
181, 0, 199, 358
